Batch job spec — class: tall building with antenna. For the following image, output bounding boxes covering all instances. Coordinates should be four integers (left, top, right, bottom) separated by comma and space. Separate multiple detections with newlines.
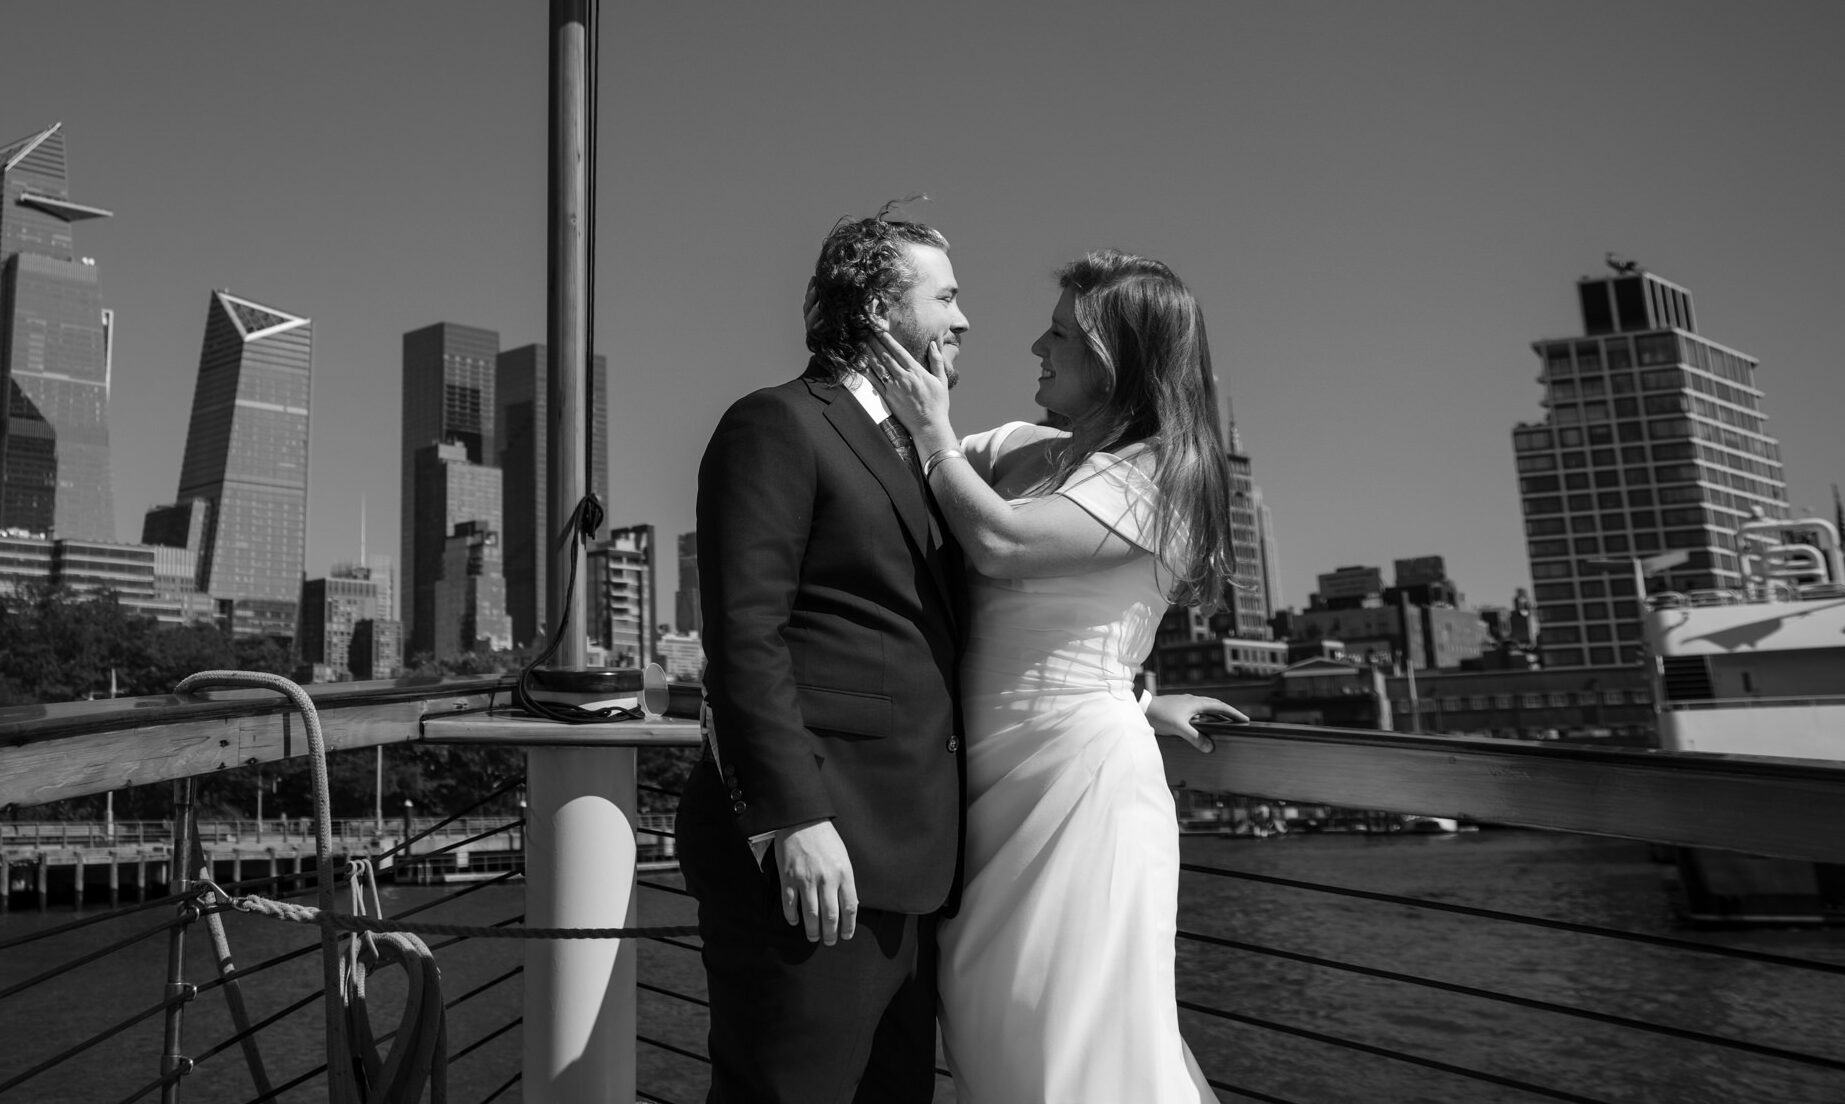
0, 122, 117, 539
1513, 263, 1789, 666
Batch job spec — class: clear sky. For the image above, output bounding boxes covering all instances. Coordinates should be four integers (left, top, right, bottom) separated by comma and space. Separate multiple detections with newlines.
4, 1, 1842, 617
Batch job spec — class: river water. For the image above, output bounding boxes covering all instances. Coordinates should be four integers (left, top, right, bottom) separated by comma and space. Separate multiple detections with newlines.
2, 830, 1841, 1103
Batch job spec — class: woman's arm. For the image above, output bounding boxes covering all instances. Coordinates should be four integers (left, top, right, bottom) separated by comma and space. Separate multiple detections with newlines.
870, 332, 1144, 579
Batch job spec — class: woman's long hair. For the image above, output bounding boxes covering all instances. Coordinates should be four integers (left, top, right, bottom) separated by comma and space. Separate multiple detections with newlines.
1039, 250, 1239, 612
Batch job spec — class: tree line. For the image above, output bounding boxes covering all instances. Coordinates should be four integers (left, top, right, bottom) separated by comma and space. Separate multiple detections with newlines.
0, 584, 696, 822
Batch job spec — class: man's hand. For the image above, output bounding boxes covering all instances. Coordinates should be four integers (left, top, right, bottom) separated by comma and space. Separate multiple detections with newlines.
1146, 693, 1247, 753
802, 278, 822, 335
773, 818, 858, 945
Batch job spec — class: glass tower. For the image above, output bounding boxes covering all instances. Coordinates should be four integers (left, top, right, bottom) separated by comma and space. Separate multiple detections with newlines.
400, 322, 499, 653
174, 290, 313, 628
0, 123, 116, 539
1514, 268, 1789, 667
495, 343, 608, 646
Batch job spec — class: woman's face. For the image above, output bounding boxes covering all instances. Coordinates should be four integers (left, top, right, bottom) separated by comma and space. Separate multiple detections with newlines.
1030, 288, 1106, 417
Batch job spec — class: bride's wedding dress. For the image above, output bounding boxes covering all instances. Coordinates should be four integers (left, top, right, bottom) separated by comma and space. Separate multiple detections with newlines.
937, 422, 1217, 1103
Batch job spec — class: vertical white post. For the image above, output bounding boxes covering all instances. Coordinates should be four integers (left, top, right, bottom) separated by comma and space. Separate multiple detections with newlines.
523, 746, 638, 1103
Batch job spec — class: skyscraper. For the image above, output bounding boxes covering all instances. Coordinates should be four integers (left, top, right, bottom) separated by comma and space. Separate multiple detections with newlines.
1221, 398, 1271, 638
1514, 265, 1789, 667
321, 558, 402, 678
401, 322, 500, 652
0, 122, 116, 539
433, 521, 513, 655
301, 573, 389, 682
589, 524, 653, 666
409, 440, 504, 657
164, 290, 312, 638
495, 343, 608, 645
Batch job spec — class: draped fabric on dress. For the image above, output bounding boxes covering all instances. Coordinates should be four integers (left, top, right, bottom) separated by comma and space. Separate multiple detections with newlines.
938, 422, 1217, 1103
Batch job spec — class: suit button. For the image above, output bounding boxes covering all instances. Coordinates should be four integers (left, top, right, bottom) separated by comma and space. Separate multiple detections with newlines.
947, 737, 960, 752
732, 801, 747, 814
728, 788, 743, 800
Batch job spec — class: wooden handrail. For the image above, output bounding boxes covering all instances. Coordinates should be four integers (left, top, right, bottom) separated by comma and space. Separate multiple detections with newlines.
0, 676, 512, 809
5, 682, 1842, 868
1166, 721, 1845, 866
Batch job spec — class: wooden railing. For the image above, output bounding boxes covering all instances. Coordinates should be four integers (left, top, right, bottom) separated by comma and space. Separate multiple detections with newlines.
5, 674, 1843, 863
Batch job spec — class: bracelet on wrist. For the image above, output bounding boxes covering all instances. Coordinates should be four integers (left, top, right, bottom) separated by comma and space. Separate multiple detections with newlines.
922, 447, 965, 480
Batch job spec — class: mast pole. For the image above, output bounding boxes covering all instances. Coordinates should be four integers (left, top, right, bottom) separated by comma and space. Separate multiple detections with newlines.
546, 0, 590, 666
525, 4, 640, 1102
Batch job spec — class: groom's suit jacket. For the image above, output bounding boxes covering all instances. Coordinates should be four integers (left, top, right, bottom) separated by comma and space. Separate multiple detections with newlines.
690, 361, 966, 916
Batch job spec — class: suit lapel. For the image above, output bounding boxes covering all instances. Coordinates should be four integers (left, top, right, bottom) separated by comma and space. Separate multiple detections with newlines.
806, 375, 957, 616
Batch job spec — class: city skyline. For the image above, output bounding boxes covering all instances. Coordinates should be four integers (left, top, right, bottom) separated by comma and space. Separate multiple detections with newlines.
2, 4, 1843, 617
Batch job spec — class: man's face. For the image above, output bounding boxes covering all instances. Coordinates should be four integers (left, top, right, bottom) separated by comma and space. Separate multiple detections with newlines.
884, 244, 970, 387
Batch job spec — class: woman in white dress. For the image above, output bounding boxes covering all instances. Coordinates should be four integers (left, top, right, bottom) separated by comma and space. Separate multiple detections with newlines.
869, 250, 1243, 1103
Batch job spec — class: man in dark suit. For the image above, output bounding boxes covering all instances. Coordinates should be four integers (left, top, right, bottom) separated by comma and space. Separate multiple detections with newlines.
676, 207, 970, 1103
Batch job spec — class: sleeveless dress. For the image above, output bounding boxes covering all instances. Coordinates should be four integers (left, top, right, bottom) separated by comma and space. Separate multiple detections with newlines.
937, 422, 1217, 1103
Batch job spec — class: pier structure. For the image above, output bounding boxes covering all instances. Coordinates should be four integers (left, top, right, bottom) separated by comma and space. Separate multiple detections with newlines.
0, 814, 678, 913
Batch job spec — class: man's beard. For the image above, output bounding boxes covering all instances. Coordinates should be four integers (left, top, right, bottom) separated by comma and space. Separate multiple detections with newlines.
889, 318, 959, 389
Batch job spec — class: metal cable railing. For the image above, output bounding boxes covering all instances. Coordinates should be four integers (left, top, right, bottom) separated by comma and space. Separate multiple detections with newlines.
1178, 924, 1845, 1073
1184, 861, 1845, 975
0, 763, 538, 1104
1179, 996, 1611, 1104
1173, 856, 1845, 1102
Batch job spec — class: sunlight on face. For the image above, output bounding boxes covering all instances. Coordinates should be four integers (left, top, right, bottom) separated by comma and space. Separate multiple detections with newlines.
1029, 288, 1104, 417
886, 244, 970, 387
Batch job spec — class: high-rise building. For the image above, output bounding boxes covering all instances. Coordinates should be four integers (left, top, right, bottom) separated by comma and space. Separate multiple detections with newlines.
590, 524, 654, 666
300, 573, 394, 682
159, 290, 312, 639
1221, 398, 1270, 639
332, 554, 397, 627
409, 440, 505, 657
401, 323, 499, 652
433, 521, 513, 656
675, 529, 700, 634
142, 496, 215, 624
0, 123, 116, 539
1514, 265, 1789, 667
495, 344, 608, 645
313, 559, 403, 678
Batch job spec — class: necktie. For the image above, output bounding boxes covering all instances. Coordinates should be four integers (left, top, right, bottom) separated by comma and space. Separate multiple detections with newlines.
880, 416, 925, 485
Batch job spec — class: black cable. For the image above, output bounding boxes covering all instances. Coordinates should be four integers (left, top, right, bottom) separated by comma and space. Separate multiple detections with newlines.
513, 495, 651, 725
586, 0, 600, 508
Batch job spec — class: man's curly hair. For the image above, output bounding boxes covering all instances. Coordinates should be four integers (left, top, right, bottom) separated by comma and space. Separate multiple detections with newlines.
806, 199, 950, 382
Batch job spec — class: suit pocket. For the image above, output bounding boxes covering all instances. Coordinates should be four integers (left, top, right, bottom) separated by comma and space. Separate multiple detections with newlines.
797, 684, 892, 738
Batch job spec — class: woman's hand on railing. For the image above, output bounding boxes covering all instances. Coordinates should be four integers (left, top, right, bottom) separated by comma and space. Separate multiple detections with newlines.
1147, 694, 1247, 753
